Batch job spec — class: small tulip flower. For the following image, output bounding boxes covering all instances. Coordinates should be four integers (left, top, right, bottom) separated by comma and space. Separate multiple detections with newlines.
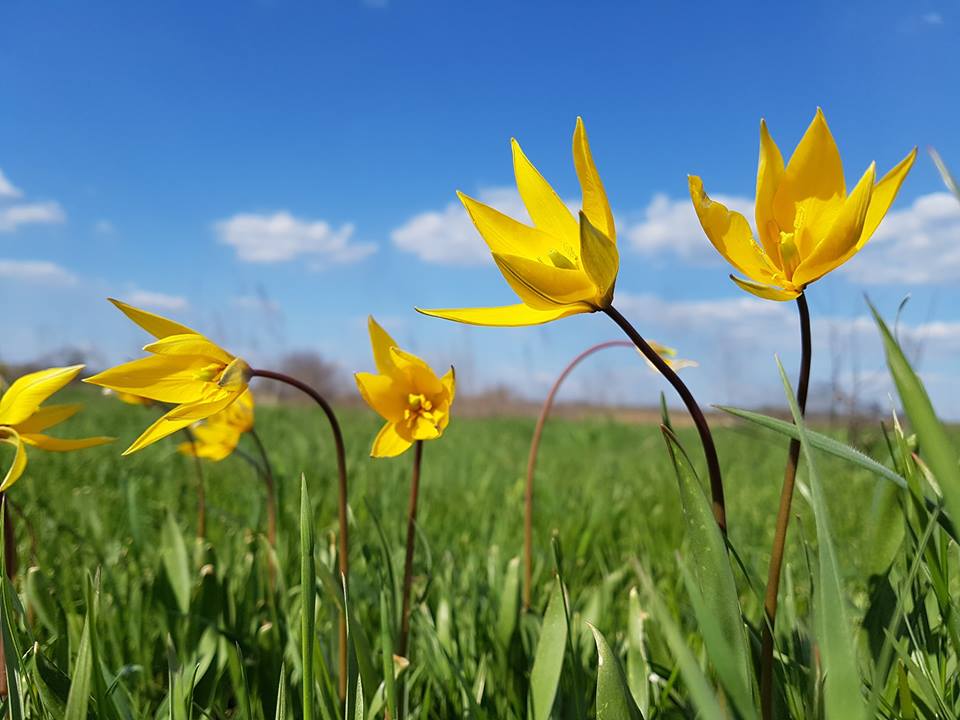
178, 389, 254, 461
689, 108, 916, 300
0, 365, 113, 490
354, 317, 455, 458
84, 299, 251, 454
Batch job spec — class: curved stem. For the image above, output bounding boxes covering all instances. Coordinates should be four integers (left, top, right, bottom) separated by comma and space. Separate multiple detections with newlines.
398, 440, 423, 659
250, 429, 278, 549
183, 428, 206, 539
760, 293, 812, 720
603, 305, 727, 533
249, 368, 349, 702
523, 340, 634, 610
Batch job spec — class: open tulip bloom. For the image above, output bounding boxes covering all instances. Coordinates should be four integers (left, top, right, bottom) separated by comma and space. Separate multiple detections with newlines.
417, 117, 728, 531
0, 365, 113, 491
84, 299, 252, 455
689, 108, 917, 719
355, 316, 455, 458
689, 108, 916, 301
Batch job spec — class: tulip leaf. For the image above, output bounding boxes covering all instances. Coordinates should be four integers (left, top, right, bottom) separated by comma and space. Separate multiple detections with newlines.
929, 147, 960, 201
64, 610, 94, 720
870, 302, 960, 529
590, 623, 642, 720
661, 426, 754, 716
717, 404, 958, 542
777, 357, 865, 720
528, 576, 568, 720
0, 516, 23, 720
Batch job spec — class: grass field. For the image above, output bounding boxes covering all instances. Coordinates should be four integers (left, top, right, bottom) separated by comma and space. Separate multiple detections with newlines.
0, 382, 921, 719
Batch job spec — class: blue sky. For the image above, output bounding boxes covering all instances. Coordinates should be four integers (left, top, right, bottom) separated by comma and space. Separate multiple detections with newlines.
2, 1, 959, 416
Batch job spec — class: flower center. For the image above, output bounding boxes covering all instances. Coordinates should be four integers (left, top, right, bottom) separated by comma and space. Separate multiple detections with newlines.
404, 393, 437, 423
778, 231, 801, 278
546, 249, 578, 270
194, 363, 224, 383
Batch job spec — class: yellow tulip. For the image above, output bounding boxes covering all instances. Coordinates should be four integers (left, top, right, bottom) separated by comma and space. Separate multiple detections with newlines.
178, 389, 255, 461
418, 117, 619, 326
84, 299, 251, 455
643, 341, 698, 373
689, 108, 916, 300
355, 317, 455, 458
0, 365, 113, 490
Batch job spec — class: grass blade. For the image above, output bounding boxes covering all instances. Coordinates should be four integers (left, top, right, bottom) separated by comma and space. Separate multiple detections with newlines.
776, 357, 865, 720
275, 665, 288, 720
300, 474, 316, 720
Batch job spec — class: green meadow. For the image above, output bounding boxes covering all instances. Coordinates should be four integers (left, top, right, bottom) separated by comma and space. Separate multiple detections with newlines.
3, 347, 949, 719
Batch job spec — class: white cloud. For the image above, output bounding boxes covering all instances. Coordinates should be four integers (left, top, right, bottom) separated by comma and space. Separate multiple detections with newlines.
391, 188, 522, 265
392, 187, 588, 266
625, 192, 754, 259
0, 259, 77, 285
0, 170, 22, 199
215, 211, 375, 265
0, 201, 66, 232
126, 289, 189, 312
845, 192, 960, 284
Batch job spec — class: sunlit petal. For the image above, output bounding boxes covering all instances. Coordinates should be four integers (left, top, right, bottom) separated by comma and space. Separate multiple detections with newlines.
573, 117, 616, 242
0, 365, 84, 426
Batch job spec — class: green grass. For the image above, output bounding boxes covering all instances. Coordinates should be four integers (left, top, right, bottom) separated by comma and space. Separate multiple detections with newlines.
0, 385, 915, 719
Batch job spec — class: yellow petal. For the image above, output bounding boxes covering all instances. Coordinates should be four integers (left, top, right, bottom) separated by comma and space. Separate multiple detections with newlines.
109, 297, 198, 339
512, 138, 578, 242
409, 415, 441, 441
11, 403, 81, 434
457, 192, 555, 261
0, 427, 27, 492
368, 316, 400, 376
84, 354, 217, 404
355, 372, 406, 421
389, 347, 443, 396
178, 426, 239, 461
578, 211, 619, 306
573, 117, 616, 242
730, 274, 800, 301
792, 162, 876, 287
493, 253, 595, 309
856, 146, 918, 249
143, 333, 234, 365
122, 393, 237, 455
772, 108, 846, 235
755, 118, 785, 258
20, 434, 114, 452
689, 176, 779, 282
440, 367, 456, 406
371, 422, 413, 458
416, 303, 588, 327
0, 365, 84, 426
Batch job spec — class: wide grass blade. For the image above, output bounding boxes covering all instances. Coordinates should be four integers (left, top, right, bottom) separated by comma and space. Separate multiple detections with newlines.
162, 511, 191, 616
776, 357, 865, 720
378, 592, 396, 720
496, 556, 520, 649
625, 588, 650, 717
589, 623, 641, 720
528, 576, 567, 720
64, 609, 93, 720
0, 503, 23, 720
661, 426, 754, 716
870, 302, 960, 529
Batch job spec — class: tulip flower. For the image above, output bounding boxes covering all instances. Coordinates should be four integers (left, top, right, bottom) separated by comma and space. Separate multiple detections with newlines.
689, 108, 916, 301
178, 389, 254, 461
355, 316, 455, 458
418, 117, 618, 326
84, 299, 251, 455
689, 109, 916, 720
355, 315, 455, 660
0, 365, 113, 490
419, 117, 727, 546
